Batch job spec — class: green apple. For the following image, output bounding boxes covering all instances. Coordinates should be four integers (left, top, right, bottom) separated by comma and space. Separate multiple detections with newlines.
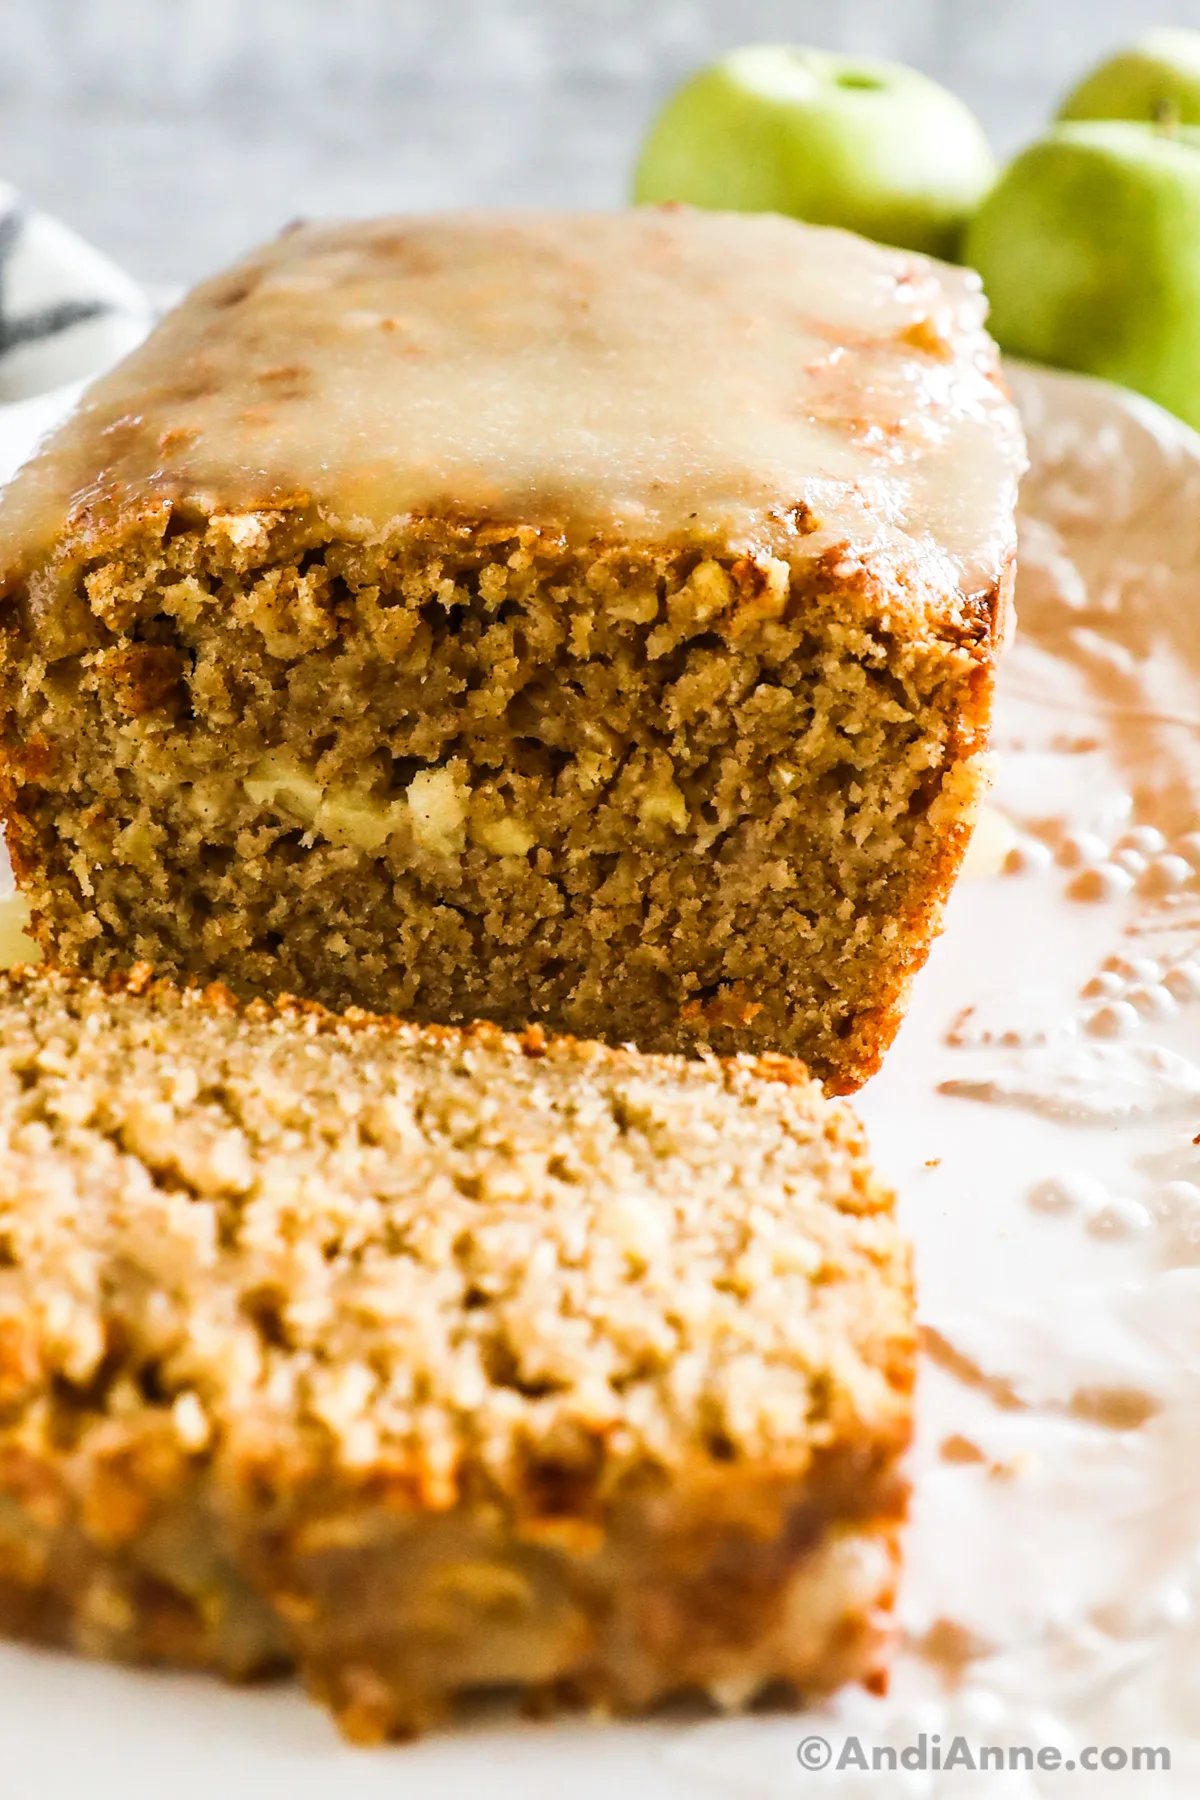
633, 44, 995, 260
964, 121, 1200, 429
1059, 28, 1200, 126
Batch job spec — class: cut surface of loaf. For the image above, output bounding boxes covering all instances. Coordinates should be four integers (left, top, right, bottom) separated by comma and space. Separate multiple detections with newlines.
0, 965, 914, 1739
0, 208, 1025, 1087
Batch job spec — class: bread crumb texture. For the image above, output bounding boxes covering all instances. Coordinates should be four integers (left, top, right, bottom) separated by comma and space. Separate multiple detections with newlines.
0, 966, 914, 1735
0, 509, 1000, 1091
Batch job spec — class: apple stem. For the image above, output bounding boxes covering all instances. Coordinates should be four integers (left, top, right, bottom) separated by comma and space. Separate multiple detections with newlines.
1154, 96, 1181, 136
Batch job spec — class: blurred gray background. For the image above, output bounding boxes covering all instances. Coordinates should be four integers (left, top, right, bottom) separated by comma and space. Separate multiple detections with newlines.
3, 0, 1200, 285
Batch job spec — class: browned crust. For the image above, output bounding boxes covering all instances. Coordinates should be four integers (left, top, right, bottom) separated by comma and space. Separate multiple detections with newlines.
824, 549, 1011, 1093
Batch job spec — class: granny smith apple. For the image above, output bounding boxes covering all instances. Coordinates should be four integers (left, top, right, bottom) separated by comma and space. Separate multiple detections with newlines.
633, 44, 995, 260
964, 121, 1200, 430
1059, 28, 1200, 126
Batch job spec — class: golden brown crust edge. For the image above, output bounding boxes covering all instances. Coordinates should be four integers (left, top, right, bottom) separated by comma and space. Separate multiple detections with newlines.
822, 550, 1010, 1093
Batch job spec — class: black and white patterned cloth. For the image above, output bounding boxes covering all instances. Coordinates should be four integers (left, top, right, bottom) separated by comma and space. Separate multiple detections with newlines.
0, 185, 151, 483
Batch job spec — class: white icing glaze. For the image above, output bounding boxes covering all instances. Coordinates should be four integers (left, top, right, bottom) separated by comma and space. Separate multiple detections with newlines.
0, 211, 1023, 596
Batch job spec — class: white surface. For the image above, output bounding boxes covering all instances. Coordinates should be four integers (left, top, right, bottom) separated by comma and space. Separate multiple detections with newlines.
3, 363, 1200, 1793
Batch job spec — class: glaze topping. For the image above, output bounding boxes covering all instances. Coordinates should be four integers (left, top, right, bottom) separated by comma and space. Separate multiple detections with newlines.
0, 208, 1024, 592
